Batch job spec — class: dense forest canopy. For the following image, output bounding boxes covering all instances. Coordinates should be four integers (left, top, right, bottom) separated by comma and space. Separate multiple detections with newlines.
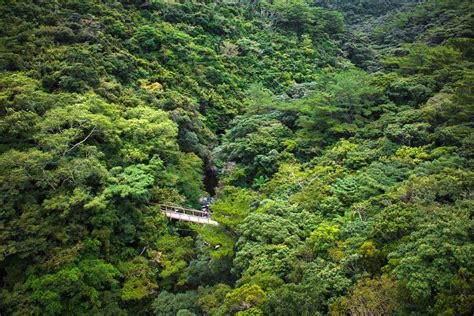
0, 0, 473, 315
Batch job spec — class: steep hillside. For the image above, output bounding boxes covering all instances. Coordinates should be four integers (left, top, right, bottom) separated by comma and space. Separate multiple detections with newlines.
0, 0, 473, 315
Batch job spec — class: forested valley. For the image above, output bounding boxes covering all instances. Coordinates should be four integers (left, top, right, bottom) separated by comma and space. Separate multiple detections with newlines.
0, 0, 473, 315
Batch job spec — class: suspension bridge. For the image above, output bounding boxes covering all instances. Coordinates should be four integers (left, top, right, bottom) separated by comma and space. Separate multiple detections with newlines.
159, 204, 218, 225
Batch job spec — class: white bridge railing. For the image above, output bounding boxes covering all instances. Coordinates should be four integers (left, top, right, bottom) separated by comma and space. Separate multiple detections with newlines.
158, 204, 219, 225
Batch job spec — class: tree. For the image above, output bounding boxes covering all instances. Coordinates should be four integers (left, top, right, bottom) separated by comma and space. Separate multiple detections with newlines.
120, 257, 158, 301
152, 291, 199, 316
270, 0, 314, 36
389, 205, 473, 312
223, 284, 266, 314
214, 113, 293, 184
25, 259, 123, 315
331, 275, 404, 315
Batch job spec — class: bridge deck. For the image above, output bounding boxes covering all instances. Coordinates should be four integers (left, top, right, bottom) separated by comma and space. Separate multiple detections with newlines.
159, 204, 218, 225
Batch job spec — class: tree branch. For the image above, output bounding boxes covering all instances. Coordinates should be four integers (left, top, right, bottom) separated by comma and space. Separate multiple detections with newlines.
63, 126, 97, 156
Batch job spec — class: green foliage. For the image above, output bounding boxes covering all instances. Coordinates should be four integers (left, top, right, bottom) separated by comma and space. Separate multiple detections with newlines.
331, 275, 404, 315
223, 284, 266, 315
120, 257, 158, 301
197, 186, 258, 259
1, 0, 473, 315
389, 205, 473, 308
211, 186, 257, 229
309, 222, 340, 254
26, 259, 123, 315
272, 69, 384, 154
197, 283, 232, 315
208, 2, 474, 315
152, 290, 199, 316
214, 113, 293, 185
